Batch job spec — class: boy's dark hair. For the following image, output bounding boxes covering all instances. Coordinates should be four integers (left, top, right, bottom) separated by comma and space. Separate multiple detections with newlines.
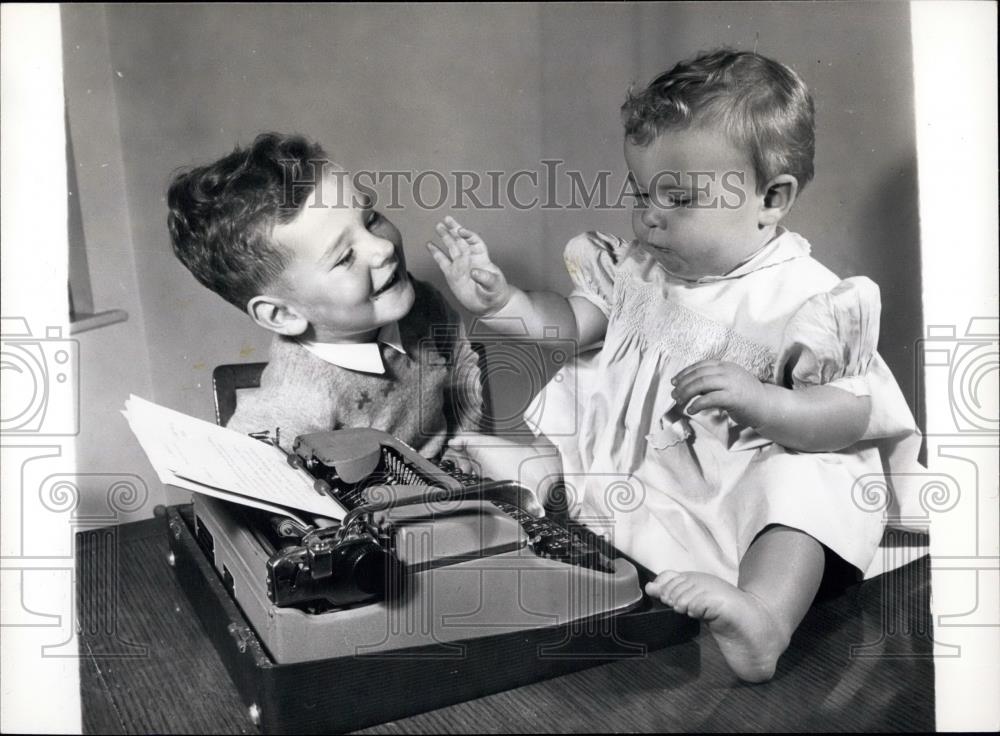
622, 49, 815, 193
167, 132, 328, 311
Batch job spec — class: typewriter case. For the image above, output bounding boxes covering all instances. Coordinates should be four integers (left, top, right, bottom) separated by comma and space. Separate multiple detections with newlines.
167, 502, 698, 733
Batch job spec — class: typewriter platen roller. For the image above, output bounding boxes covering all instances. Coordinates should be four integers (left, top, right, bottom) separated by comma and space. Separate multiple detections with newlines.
192, 428, 645, 664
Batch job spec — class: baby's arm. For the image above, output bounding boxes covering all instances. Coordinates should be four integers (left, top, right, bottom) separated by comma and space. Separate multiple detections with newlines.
427, 217, 607, 347
445, 432, 562, 515
672, 360, 871, 452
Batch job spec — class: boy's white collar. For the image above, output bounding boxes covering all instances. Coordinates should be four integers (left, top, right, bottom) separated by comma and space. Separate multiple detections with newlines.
298, 322, 406, 374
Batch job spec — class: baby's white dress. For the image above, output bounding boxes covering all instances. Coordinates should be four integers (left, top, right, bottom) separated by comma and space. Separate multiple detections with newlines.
526, 230, 924, 582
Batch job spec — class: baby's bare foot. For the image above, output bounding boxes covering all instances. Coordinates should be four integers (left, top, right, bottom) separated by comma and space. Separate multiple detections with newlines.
646, 571, 790, 683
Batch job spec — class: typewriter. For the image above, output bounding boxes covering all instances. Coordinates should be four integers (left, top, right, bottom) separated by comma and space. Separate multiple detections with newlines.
189, 427, 658, 663
170, 428, 697, 732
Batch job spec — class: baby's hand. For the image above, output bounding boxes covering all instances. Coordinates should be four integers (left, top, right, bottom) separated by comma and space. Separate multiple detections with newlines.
440, 443, 476, 475
671, 360, 769, 428
444, 432, 550, 517
427, 216, 511, 316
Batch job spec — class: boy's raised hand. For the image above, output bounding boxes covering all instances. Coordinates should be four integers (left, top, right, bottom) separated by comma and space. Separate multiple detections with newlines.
427, 216, 511, 316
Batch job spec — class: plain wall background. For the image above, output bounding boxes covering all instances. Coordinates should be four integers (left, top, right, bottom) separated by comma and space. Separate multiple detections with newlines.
63, 2, 922, 520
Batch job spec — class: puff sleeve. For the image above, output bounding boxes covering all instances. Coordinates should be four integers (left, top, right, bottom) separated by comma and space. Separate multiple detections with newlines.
775, 276, 920, 444
563, 231, 629, 318
775, 276, 881, 398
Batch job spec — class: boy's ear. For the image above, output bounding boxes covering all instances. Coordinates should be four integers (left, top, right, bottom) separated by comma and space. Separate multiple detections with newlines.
246, 295, 309, 336
758, 174, 799, 228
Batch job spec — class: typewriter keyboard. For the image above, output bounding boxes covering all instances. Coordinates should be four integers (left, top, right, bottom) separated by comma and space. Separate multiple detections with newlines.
491, 501, 614, 573
331, 454, 615, 574
439, 461, 614, 574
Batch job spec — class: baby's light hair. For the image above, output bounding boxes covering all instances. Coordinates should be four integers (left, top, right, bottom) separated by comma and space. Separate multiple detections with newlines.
622, 49, 815, 193
167, 133, 329, 311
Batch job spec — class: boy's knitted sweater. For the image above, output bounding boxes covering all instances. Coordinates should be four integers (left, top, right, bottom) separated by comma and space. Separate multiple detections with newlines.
227, 279, 483, 458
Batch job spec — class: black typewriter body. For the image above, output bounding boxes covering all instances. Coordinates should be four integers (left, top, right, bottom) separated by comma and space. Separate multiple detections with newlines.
167, 428, 698, 733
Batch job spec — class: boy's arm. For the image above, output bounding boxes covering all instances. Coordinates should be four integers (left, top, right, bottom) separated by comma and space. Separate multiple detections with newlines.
427, 216, 608, 347
672, 360, 871, 452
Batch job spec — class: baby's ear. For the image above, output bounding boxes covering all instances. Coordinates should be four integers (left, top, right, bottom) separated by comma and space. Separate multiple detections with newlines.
758, 174, 799, 228
247, 295, 308, 336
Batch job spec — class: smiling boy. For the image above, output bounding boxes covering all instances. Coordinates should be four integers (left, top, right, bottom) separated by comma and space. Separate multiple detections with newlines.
167, 133, 482, 461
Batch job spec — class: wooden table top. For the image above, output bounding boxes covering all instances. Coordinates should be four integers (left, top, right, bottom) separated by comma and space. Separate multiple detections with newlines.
77, 512, 934, 733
